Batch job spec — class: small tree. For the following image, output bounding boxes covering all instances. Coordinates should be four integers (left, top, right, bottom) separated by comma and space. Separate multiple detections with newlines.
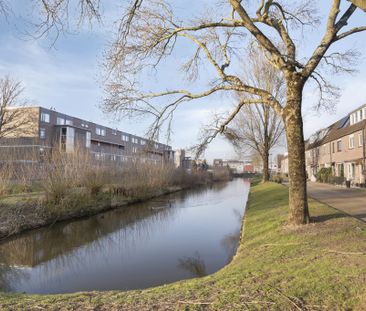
225, 50, 284, 183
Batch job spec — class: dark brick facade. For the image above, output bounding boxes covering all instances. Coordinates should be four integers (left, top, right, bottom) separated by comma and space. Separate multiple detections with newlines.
0, 107, 174, 164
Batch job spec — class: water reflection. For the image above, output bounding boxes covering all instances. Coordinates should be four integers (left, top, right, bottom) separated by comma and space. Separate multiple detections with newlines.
220, 208, 244, 263
0, 179, 249, 294
0, 265, 27, 292
0, 201, 177, 268
178, 252, 207, 277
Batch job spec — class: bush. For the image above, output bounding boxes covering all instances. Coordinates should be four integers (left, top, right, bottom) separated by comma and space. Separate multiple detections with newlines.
211, 167, 232, 182
271, 175, 283, 184
316, 167, 332, 183
1, 145, 219, 208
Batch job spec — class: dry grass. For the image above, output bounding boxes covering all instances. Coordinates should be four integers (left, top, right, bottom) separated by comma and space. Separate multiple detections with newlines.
0, 149, 215, 239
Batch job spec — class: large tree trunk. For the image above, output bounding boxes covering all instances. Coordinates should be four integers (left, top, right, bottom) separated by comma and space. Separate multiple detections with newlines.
261, 151, 270, 182
284, 82, 310, 225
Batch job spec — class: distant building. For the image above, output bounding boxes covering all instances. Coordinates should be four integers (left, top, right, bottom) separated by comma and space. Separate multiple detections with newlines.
243, 164, 254, 173
0, 106, 174, 165
174, 149, 186, 168
223, 160, 245, 174
181, 157, 193, 170
213, 159, 223, 167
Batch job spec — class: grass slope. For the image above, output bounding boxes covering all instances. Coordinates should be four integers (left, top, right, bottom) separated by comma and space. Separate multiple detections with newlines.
1, 182, 366, 310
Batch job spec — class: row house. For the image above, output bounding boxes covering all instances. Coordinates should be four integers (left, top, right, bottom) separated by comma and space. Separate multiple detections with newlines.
305, 104, 366, 185
0, 106, 174, 165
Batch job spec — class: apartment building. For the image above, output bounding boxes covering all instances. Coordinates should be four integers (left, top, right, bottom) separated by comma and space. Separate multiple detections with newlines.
305, 104, 366, 185
0, 106, 174, 165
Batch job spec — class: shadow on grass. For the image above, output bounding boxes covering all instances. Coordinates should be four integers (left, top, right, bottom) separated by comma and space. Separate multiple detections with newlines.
311, 213, 348, 223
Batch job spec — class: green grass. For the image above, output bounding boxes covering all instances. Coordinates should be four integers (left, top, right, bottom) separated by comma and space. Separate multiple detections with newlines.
1, 182, 366, 310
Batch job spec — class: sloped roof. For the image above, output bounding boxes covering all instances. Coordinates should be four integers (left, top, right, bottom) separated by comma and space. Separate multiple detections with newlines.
305, 116, 366, 151
323, 119, 366, 144
305, 123, 336, 150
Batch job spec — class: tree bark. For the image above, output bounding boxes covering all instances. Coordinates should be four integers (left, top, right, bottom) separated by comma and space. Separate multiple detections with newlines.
284, 80, 310, 225
261, 151, 270, 182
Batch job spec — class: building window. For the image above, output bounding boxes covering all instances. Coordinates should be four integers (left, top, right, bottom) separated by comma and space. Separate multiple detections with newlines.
349, 134, 354, 149
57, 117, 65, 125
66, 127, 75, 153
348, 163, 355, 178
131, 137, 139, 144
66, 119, 73, 126
155, 143, 159, 149
132, 147, 137, 153
122, 134, 129, 142
337, 139, 342, 152
41, 112, 50, 123
112, 129, 118, 135
332, 142, 335, 153
111, 154, 117, 161
359, 133, 363, 147
40, 128, 46, 139
140, 139, 146, 145
96, 127, 106, 136
86, 132, 91, 148
81, 122, 89, 128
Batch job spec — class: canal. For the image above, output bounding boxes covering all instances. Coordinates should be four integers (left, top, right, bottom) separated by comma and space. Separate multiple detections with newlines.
0, 178, 250, 294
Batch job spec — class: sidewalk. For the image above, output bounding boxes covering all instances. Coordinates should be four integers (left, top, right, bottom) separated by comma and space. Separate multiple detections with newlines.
307, 182, 366, 222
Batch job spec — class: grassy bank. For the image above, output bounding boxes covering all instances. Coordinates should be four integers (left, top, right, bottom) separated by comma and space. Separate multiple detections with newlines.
1, 182, 366, 310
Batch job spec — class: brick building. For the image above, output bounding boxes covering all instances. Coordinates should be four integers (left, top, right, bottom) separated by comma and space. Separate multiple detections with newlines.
0, 106, 174, 165
305, 104, 366, 185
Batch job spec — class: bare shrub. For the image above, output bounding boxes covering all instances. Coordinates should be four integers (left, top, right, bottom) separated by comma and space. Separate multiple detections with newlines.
212, 167, 232, 182
41, 149, 84, 204
0, 163, 14, 196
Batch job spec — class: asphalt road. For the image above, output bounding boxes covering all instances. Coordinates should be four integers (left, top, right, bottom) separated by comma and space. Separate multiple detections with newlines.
307, 182, 366, 222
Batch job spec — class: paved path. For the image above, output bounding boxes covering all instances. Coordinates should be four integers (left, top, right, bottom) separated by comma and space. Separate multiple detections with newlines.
307, 182, 366, 222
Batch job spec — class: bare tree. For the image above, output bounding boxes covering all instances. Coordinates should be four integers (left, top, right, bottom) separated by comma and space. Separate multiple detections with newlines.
0, 0, 143, 44
101, 0, 366, 226
223, 49, 284, 183
0, 76, 32, 139
250, 151, 263, 173
227, 105, 284, 183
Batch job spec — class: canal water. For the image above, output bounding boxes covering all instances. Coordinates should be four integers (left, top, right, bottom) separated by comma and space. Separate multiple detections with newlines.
0, 178, 250, 294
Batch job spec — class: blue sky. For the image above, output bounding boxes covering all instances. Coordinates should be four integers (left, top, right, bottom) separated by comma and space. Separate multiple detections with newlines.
0, 1, 366, 162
